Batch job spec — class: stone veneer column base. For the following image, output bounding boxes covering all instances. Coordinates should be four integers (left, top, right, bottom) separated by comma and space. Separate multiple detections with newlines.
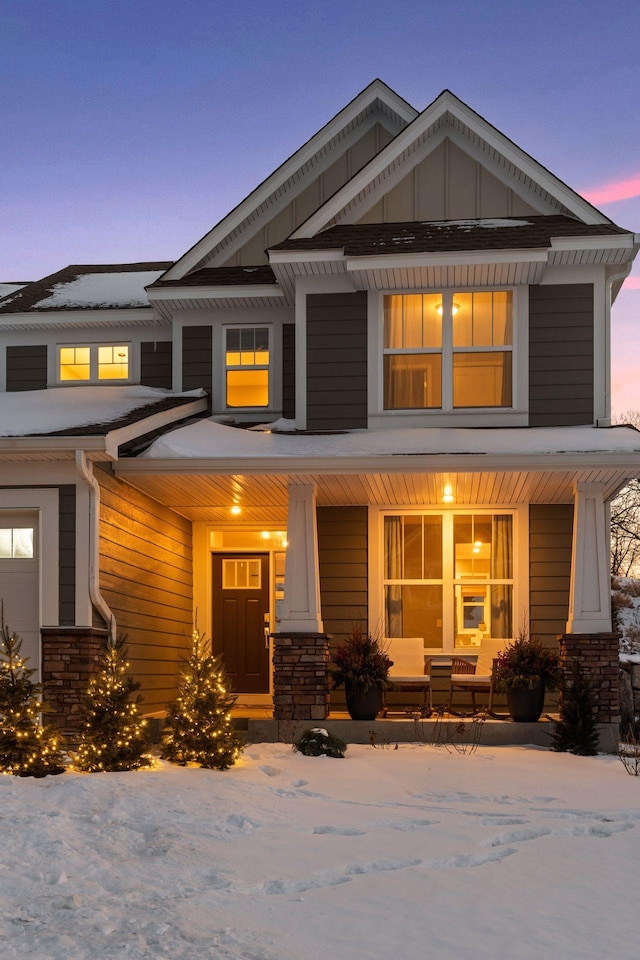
558, 633, 620, 725
271, 632, 331, 721
41, 626, 109, 737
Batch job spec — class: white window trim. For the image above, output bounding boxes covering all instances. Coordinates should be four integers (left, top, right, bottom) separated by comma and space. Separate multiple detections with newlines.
55, 341, 132, 385
368, 286, 529, 428
368, 504, 528, 657
221, 323, 273, 412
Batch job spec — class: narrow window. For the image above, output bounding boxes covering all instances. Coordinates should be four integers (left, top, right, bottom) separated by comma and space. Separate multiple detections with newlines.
452, 291, 512, 408
225, 327, 269, 408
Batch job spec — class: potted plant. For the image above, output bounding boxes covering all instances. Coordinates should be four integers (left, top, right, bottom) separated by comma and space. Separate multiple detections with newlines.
495, 630, 560, 722
331, 626, 393, 720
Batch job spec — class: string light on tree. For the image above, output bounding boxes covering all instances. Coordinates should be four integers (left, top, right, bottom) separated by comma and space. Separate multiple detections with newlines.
73, 633, 151, 772
0, 602, 65, 777
161, 625, 243, 770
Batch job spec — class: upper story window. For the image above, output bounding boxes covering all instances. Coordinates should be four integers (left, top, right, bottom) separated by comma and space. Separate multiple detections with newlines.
383, 291, 513, 410
225, 326, 269, 408
58, 344, 130, 382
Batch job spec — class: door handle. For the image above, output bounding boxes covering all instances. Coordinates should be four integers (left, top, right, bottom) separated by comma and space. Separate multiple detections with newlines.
264, 626, 270, 649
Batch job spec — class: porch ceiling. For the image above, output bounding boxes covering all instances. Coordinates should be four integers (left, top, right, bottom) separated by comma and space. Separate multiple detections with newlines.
115, 465, 630, 524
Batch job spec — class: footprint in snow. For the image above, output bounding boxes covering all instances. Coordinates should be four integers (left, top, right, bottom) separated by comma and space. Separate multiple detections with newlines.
291, 779, 308, 787
372, 818, 437, 831
262, 876, 351, 895
259, 765, 282, 777
566, 821, 634, 839
312, 825, 366, 836
427, 847, 517, 868
345, 858, 421, 875
483, 827, 552, 847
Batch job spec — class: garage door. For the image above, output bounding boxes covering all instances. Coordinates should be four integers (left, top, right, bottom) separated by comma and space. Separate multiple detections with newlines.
0, 513, 40, 678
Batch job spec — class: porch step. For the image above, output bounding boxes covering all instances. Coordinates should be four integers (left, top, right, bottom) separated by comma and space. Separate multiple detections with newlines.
244, 716, 619, 753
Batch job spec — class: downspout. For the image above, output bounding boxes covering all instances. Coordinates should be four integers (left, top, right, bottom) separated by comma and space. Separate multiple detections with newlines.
75, 450, 115, 639
602, 262, 633, 426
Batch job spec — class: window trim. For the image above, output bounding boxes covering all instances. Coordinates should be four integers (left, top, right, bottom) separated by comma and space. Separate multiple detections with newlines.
222, 323, 272, 411
370, 286, 528, 426
369, 505, 528, 658
56, 341, 132, 385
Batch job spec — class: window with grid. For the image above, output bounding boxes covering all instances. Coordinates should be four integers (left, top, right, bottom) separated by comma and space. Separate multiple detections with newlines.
58, 344, 129, 382
383, 291, 513, 410
225, 327, 269, 408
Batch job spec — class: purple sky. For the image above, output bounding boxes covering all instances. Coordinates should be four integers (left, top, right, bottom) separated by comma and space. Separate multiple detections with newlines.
2, 0, 639, 412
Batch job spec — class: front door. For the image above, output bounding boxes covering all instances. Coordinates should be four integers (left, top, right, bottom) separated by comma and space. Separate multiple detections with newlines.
211, 553, 270, 694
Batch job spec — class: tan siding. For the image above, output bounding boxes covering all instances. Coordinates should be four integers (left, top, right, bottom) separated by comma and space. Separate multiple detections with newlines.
97, 467, 193, 714
416, 141, 447, 220
529, 504, 573, 647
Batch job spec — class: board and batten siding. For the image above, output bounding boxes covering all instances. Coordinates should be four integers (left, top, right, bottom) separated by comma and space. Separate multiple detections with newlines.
306, 292, 368, 430
529, 284, 594, 427
6, 345, 48, 391
182, 326, 212, 395
141, 341, 173, 389
529, 503, 573, 646
96, 467, 193, 714
317, 506, 368, 644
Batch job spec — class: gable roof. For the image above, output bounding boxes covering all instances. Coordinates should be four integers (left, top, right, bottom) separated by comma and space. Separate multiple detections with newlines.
0, 262, 173, 314
160, 79, 418, 282
289, 89, 615, 239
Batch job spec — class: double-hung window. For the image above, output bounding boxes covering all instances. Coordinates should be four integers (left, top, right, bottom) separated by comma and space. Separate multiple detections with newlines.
383, 290, 513, 410
225, 326, 270, 408
383, 511, 514, 653
58, 344, 130, 382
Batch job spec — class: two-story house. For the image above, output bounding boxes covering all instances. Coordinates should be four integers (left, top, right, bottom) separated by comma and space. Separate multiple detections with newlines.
1, 81, 638, 736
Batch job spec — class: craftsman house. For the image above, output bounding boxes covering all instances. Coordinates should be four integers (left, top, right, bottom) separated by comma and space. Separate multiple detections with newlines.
0, 80, 638, 734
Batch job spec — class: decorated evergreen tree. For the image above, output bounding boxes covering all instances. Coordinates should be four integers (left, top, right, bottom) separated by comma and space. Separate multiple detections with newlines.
0, 603, 65, 777
74, 634, 151, 772
161, 626, 243, 770
551, 657, 600, 756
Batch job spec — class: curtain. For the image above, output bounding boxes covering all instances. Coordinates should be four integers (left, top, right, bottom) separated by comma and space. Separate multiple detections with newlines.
384, 516, 403, 637
490, 514, 513, 638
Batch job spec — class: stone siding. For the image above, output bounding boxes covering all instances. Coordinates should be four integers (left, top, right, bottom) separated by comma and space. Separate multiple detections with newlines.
41, 627, 108, 737
272, 633, 330, 721
558, 633, 620, 724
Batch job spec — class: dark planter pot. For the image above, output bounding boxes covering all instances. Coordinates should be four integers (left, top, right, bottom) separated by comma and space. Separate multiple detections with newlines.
345, 683, 382, 721
507, 683, 545, 722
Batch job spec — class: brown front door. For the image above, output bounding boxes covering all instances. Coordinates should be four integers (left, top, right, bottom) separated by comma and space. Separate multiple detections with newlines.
211, 553, 270, 694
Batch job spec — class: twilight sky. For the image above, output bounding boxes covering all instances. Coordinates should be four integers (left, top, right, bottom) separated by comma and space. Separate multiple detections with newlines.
2, 0, 639, 413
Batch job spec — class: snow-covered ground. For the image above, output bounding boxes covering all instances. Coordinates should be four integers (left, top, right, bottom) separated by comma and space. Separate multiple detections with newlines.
1, 743, 638, 960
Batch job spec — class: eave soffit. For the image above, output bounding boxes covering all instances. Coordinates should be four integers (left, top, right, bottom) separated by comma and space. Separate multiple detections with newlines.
159, 80, 418, 283
288, 89, 614, 239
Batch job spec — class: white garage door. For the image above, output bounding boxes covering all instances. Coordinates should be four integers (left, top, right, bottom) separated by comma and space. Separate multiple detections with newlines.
0, 513, 40, 678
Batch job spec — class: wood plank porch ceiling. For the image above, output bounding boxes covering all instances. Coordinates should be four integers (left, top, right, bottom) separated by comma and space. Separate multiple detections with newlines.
118, 467, 628, 524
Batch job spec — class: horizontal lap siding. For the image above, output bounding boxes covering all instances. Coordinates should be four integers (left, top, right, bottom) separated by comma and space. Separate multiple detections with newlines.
182, 326, 212, 395
6, 345, 48, 391
58, 485, 76, 625
528, 284, 594, 426
307, 292, 367, 429
529, 504, 573, 645
97, 467, 193, 714
318, 507, 368, 645
141, 341, 173, 389
282, 323, 295, 419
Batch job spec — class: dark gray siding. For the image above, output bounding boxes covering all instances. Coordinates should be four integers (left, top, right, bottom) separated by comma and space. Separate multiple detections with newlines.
141, 341, 173, 389
529, 284, 594, 426
307, 291, 367, 429
58, 485, 76, 625
317, 506, 368, 644
529, 503, 573, 646
182, 326, 212, 395
282, 323, 295, 419
6, 345, 48, 391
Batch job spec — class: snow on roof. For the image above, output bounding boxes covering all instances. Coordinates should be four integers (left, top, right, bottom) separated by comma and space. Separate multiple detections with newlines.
0, 282, 29, 299
32, 271, 165, 309
0, 386, 204, 437
425, 219, 531, 229
141, 419, 640, 460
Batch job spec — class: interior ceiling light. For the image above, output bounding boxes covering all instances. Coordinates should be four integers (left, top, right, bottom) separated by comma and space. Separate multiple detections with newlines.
436, 302, 461, 316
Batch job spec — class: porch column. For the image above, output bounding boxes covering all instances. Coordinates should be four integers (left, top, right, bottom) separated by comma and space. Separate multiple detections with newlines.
279, 482, 323, 633
272, 481, 330, 721
566, 483, 612, 634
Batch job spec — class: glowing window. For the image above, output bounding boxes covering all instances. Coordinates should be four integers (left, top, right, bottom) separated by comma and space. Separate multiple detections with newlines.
225, 327, 269, 408
98, 345, 129, 380
58, 343, 131, 383
59, 346, 91, 381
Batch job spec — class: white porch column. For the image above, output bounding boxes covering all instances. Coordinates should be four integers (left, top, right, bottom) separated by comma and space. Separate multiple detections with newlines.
279, 481, 323, 633
566, 483, 612, 633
